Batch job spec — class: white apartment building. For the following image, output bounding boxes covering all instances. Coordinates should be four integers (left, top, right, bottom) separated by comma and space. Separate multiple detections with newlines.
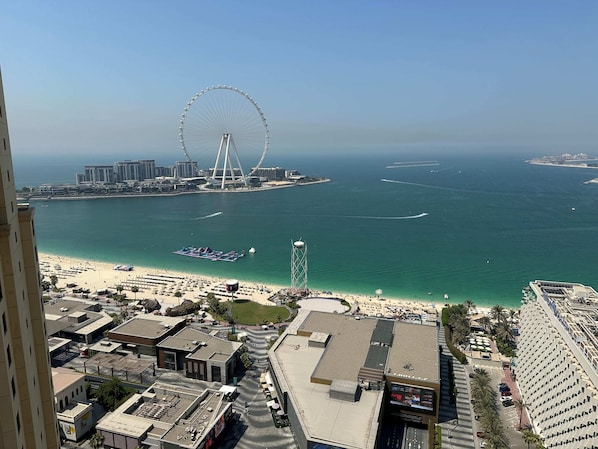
519, 280, 598, 448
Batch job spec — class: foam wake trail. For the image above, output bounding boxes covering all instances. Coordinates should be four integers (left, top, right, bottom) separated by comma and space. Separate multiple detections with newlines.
345, 213, 428, 220
381, 178, 466, 192
194, 211, 223, 220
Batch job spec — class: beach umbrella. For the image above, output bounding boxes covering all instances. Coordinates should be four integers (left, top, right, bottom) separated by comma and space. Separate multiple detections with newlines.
276, 409, 285, 416
375, 289, 382, 299
271, 403, 280, 409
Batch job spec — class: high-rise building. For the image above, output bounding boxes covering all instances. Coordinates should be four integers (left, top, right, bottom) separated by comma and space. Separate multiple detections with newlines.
519, 280, 598, 448
0, 69, 60, 448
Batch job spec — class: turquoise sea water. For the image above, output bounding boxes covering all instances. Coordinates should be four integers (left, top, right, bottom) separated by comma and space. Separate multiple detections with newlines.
22, 152, 598, 308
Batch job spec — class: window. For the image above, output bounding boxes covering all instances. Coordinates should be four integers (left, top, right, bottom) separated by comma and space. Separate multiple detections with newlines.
2, 313, 6, 334
16, 413, 20, 433
7, 344, 12, 366
11, 377, 15, 398
164, 351, 177, 370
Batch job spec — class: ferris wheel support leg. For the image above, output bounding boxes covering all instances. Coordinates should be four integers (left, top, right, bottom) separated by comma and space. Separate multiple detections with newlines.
231, 139, 248, 187
221, 134, 232, 190
213, 135, 226, 187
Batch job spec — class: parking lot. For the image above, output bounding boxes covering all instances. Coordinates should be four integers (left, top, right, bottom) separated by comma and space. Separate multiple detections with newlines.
466, 364, 527, 449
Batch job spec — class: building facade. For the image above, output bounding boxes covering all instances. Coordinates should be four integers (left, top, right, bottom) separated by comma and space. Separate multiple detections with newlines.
156, 327, 242, 384
0, 69, 60, 448
52, 367, 94, 442
519, 280, 598, 448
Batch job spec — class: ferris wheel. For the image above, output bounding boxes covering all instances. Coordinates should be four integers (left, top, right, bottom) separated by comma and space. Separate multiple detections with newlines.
179, 85, 269, 189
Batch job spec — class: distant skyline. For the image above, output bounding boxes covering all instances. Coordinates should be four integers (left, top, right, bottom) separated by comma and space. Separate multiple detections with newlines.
2, 1, 598, 160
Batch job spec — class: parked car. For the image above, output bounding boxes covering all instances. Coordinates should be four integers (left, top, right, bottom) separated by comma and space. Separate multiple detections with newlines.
502, 399, 514, 407
476, 431, 486, 438
498, 383, 509, 390
500, 395, 512, 402
501, 389, 512, 396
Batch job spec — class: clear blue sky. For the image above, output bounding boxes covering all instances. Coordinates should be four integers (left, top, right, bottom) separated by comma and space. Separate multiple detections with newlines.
2, 1, 598, 159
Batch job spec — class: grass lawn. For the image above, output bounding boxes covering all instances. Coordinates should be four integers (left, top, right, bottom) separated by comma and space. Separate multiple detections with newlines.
226, 300, 291, 325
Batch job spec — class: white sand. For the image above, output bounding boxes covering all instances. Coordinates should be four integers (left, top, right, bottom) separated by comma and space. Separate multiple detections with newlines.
39, 252, 442, 319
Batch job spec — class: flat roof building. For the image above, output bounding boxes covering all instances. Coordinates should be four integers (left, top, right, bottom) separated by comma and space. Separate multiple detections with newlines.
108, 314, 186, 356
268, 310, 440, 449
52, 367, 94, 442
519, 280, 598, 448
156, 327, 242, 384
45, 298, 113, 344
96, 381, 233, 449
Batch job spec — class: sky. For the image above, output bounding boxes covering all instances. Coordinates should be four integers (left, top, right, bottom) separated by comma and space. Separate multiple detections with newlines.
2, 1, 598, 163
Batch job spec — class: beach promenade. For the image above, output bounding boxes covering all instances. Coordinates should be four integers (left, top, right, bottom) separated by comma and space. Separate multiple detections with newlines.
39, 252, 440, 320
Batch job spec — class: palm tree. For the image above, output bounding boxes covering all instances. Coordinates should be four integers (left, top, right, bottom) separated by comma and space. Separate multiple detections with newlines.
478, 316, 492, 334
513, 397, 530, 429
131, 285, 139, 300
522, 429, 539, 449
494, 321, 514, 344
464, 299, 476, 314
89, 431, 105, 449
490, 304, 506, 324
50, 274, 58, 290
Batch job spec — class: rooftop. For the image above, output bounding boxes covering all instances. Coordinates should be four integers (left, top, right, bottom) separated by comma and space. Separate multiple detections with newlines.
96, 381, 231, 447
157, 327, 242, 361
387, 321, 440, 383
273, 332, 382, 449
52, 367, 86, 396
270, 310, 440, 449
110, 314, 185, 339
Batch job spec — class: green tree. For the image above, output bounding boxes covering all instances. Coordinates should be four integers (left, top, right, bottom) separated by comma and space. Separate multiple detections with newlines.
116, 284, 124, 295
522, 430, 540, 449
131, 285, 139, 300
490, 304, 506, 324
94, 378, 135, 412
50, 274, 58, 290
464, 299, 475, 314
89, 431, 105, 449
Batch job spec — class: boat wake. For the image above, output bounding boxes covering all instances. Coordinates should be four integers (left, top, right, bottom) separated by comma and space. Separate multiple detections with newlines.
194, 211, 223, 220
347, 213, 428, 220
381, 178, 466, 192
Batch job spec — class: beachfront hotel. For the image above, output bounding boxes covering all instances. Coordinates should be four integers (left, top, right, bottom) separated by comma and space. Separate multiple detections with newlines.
0, 70, 60, 447
518, 280, 598, 448
268, 309, 440, 449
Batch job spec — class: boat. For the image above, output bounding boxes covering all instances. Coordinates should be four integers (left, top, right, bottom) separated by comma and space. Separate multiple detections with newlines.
173, 246, 245, 262
248, 247, 256, 254
113, 264, 134, 271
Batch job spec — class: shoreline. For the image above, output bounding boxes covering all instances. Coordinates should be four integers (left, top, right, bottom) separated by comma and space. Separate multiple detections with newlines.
38, 251, 461, 319
20, 179, 331, 202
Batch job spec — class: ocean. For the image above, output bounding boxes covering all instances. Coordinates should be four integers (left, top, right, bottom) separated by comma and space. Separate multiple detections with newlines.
14, 150, 598, 309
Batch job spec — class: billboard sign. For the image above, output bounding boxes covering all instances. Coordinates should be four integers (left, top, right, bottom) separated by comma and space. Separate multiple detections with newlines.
389, 383, 435, 412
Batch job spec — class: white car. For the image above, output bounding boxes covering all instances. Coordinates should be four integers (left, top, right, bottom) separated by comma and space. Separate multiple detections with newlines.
500, 395, 513, 402
480, 441, 487, 448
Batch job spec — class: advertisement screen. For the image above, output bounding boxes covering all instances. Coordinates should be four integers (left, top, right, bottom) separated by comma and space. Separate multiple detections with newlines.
389, 383, 435, 412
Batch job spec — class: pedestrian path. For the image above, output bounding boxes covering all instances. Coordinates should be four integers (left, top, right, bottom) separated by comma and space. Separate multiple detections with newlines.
223, 328, 296, 449
438, 329, 475, 448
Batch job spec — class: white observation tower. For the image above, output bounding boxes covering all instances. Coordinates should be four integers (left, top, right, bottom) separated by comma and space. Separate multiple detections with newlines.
291, 240, 308, 293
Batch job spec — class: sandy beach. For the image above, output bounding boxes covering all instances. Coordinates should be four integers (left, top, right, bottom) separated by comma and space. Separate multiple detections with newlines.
39, 252, 443, 320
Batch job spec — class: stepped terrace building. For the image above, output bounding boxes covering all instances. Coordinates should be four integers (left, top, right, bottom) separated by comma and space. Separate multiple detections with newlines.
519, 280, 598, 448
268, 310, 440, 449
